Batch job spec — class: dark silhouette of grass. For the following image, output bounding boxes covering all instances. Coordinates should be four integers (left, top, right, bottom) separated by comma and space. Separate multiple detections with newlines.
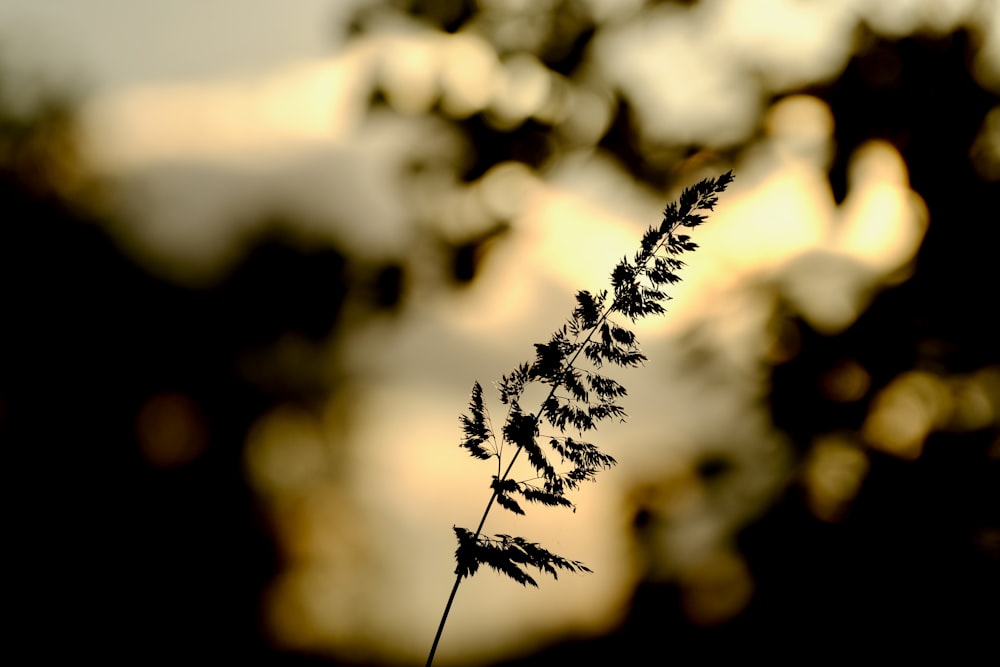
426, 171, 734, 666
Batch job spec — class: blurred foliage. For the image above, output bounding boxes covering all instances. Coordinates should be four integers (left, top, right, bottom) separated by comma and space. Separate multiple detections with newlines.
3, 0, 999, 663
334, 1, 1000, 663
0, 62, 382, 664
0, 84, 83, 200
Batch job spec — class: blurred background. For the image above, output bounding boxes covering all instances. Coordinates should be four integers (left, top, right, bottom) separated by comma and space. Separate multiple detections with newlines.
2, 0, 998, 664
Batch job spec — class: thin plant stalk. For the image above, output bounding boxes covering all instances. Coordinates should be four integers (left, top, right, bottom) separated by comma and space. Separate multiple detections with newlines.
426, 172, 733, 666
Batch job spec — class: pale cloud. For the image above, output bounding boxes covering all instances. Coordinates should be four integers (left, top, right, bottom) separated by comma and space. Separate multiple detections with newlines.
80, 53, 370, 170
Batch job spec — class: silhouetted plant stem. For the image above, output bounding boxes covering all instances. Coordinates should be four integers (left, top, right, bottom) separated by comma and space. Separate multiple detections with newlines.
425, 568, 464, 667
426, 171, 733, 666
428, 288, 621, 667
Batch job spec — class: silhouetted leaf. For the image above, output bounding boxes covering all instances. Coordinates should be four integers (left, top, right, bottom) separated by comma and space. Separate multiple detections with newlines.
561, 368, 588, 403
517, 484, 575, 511
521, 432, 556, 480
445, 172, 731, 608
498, 362, 530, 405
586, 373, 627, 400
495, 490, 526, 515
573, 290, 603, 330
503, 409, 538, 449
453, 526, 480, 580
492, 476, 526, 515
459, 382, 493, 460
639, 225, 663, 256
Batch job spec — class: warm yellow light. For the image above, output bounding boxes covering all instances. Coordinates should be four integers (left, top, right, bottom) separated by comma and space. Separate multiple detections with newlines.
266, 565, 362, 653
378, 35, 440, 115
765, 94, 835, 168
715, 0, 856, 90
82, 55, 365, 170
81, 55, 370, 171
679, 550, 754, 626
863, 0, 980, 37
837, 140, 928, 272
703, 164, 831, 273
820, 359, 872, 403
950, 367, 1000, 431
803, 435, 869, 522
862, 371, 952, 459
439, 33, 500, 117
970, 106, 1000, 180
489, 52, 552, 127
244, 405, 329, 496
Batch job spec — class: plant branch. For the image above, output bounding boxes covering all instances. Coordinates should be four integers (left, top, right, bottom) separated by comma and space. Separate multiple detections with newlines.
429, 171, 733, 666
